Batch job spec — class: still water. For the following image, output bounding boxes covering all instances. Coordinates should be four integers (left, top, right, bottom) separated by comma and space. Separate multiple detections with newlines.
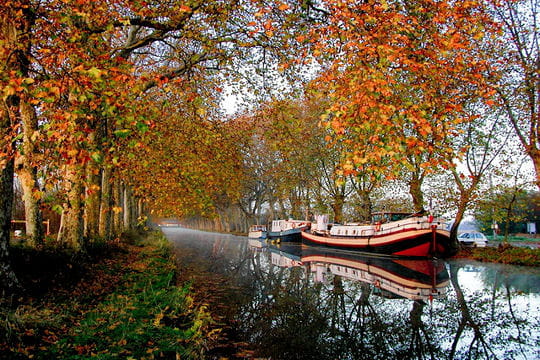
162, 227, 540, 360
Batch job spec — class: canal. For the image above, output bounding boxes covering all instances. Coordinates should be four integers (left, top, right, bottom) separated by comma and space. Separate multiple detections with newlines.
162, 227, 540, 360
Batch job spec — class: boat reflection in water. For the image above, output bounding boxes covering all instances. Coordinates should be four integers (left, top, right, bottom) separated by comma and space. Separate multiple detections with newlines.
303, 249, 449, 301
250, 241, 449, 301
267, 241, 303, 268
248, 238, 268, 251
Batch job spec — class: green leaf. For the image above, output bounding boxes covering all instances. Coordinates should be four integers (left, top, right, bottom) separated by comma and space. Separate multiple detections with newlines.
136, 122, 149, 134
87, 67, 103, 79
114, 129, 131, 138
52, 204, 64, 215
91, 152, 103, 164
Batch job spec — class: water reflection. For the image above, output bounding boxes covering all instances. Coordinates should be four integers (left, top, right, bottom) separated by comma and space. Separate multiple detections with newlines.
298, 246, 448, 301
164, 228, 540, 360
245, 241, 451, 359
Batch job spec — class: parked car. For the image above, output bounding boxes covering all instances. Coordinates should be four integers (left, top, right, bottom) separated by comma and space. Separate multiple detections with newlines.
457, 231, 488, 247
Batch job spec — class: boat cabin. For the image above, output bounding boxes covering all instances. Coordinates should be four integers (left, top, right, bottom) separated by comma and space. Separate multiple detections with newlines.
371, 212, 414, 223
270, 219, 309, 233
249, 224, 267, 232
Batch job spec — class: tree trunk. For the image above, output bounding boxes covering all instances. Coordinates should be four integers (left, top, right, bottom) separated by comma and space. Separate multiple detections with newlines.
409, 175, 425, 213
450, 170, 481, 253
57, 165, 84, 251
332, 194, 345, 224
450, 209, 464, 242
16, 163, 43, 246
16, 98, 44, 246
137, 198, 143, 223
450, 194, 470, 255
98, 166, 112, 239
532, 149, 540, 191
112, 177, 124, 235
357, 189, 372, 223
123, 186, 133, 230
84, 160, 101, 239
0, 158, 19, 293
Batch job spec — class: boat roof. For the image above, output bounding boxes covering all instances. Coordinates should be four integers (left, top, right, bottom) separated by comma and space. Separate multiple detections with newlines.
372, 211, 413, 215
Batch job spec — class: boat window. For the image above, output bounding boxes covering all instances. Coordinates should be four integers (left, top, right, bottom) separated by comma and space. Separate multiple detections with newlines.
390, 213, 408, 221
372, 212, 411, 222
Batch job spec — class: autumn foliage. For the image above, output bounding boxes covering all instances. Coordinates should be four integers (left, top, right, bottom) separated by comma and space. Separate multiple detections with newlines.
0, 0, 537, 288
310, 0, 499, 178
1, 0, 539, 357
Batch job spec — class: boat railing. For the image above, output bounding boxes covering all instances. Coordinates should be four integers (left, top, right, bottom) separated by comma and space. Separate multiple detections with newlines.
250, 224, 267, 231
377, 216, 445, 233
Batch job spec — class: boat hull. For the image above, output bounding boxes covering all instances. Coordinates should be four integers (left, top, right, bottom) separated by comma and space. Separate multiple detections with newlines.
267, 228, 302, 242
248, 231, 267, 239
301, 227, 453, 258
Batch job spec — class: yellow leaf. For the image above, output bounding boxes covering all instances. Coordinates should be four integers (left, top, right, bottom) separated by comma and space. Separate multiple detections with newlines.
153, 312, 164, 327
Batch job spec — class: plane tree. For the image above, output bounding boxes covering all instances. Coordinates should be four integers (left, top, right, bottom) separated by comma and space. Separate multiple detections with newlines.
490, 0, 540, 189
473, 162, 536, 240
232, 112, 280, 227
249, 97, 322, 220
124, 81, 244, 221
0, 0, 33, 291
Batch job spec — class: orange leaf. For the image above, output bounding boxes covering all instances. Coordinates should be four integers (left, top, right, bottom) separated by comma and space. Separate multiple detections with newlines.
278, 3, 290, 11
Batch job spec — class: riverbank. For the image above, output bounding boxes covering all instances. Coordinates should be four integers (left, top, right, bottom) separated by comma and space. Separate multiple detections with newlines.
453, 243, 540, 266
0, 230, 215, 359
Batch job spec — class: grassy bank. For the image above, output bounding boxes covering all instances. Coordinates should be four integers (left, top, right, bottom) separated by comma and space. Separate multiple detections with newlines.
0, 231, 213, 359
455, 244, 540, 266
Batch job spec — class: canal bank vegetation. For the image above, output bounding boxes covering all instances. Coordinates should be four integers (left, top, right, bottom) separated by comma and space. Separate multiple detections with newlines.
455, 243, 540, 267
0, 230, 215, 359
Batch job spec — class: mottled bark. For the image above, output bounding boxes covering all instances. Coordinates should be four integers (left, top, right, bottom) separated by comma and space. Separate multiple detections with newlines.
84, 160, 101, 239
16, 163, 43, 245
98, 166, 112, 239
0, 158, 18, 293
57, 165, 85, 251
450, 204, 465, 250
112, 177, 124, 235
331, 194, 345, 224
533, 150, 540, 191
16, 99, 44, 246
357, 189, 372, 223
450, 168, 482, 253
409, 175, 425, 213
123, 186, 134, 230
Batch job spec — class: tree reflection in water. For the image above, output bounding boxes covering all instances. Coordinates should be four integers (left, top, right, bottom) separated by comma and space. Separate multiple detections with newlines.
237, 241, 540, 360
165, 230, 539, 360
